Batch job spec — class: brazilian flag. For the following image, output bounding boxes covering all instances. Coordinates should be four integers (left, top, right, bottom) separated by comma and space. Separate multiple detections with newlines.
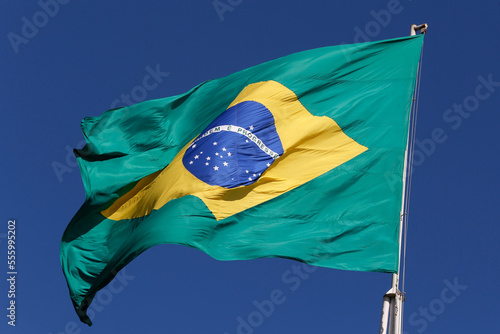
61, 35, 424, 325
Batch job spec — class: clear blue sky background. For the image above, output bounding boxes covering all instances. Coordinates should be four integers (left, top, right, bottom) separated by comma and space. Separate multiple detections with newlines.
1, 1, 499, 333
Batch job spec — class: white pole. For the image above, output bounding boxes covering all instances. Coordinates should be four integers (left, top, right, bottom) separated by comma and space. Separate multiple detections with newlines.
379, 23, 427, 334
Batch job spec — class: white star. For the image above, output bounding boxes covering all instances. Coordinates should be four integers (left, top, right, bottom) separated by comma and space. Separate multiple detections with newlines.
266, 163, 271, 167
192, 144, 196, 148
200, 151, 203, 154
194, 155, 199, 159
215, 152, 219, 156
223, 162, 228, 167
253, 174, 256, 177
248, 177, 252, 181
213, 141, 218, 145
246, 170, 249, 173
227, 152, 232, 156
205, 162, 209, 166
214, 166, 219, 171
245, 139, 249, 143
207, 157, 211, 161
222, 147, 227, 151
249, 125, 254, 130
189, 161, 193, 165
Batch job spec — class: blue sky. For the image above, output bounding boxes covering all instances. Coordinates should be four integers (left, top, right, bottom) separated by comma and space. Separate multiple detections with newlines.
1, 1, 499, 333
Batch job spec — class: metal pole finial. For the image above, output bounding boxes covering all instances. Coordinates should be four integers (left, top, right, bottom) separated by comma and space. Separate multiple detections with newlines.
410, 23, 428, 36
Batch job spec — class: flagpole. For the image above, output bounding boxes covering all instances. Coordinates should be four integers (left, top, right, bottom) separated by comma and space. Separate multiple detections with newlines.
379, 23, 427, 334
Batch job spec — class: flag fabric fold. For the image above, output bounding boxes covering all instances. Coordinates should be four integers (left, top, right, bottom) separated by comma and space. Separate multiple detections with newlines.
61, 35, 424, 325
